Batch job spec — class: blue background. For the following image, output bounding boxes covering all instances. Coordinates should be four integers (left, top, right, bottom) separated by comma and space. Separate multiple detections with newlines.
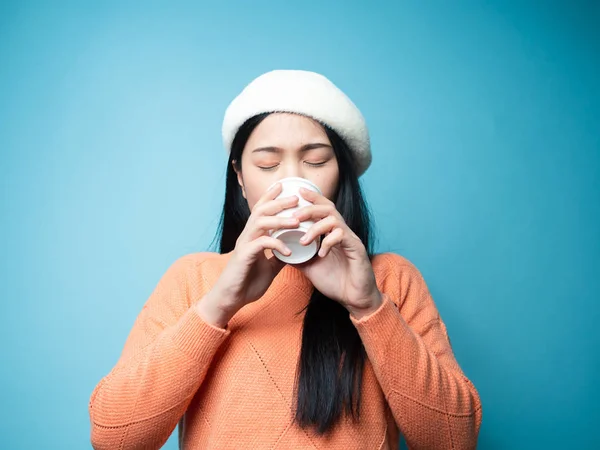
1, 1, 598, 448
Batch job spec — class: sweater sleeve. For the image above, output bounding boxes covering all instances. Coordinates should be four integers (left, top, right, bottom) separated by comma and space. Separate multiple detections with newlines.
349, 256, 482, 450
89, 255, 230, 450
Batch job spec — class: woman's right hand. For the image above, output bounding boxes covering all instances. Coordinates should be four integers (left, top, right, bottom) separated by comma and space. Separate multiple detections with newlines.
195, 182, 301, 328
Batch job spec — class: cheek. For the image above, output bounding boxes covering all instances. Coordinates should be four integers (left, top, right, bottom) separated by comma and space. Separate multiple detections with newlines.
243, 180, 270, 211
318, 174, 340, 202
246, 194, 260, 212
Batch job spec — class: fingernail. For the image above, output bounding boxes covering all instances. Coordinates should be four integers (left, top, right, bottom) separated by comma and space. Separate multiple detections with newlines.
300, 235, 308, 243
284, 247, 292, 255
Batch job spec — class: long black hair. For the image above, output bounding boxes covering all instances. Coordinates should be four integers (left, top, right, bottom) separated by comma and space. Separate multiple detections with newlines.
210, 112, 375, 435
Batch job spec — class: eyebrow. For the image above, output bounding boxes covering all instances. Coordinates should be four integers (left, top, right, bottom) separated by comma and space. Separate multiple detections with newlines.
251, 143, 332, 154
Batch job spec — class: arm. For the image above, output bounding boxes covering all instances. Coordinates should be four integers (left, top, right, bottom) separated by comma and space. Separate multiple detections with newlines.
349, 255, 482, 450
89, 255, 230, 450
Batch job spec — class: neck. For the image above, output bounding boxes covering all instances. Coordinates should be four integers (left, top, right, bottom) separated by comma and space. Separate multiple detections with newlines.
277, 264, 313, 296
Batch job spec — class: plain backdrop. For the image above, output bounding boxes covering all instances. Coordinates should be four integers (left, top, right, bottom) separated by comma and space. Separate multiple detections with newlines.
1, 1, 598, 449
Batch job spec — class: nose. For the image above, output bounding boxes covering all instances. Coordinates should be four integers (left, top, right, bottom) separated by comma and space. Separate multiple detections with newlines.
279, 162, 307, 180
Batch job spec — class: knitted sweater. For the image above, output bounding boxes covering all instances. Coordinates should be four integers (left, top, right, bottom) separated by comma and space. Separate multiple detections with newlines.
89, 251, 482, 449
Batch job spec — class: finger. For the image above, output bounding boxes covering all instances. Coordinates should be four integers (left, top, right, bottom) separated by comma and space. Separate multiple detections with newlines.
299, 216, 339, 246
253, 181, 283, 210
253, 195, 299, 217
238, 214, 298, 246
248, 235, 292, 258
298, 187, 334, 206
252, 216, 300, 235
293, 204, 337, 222
317, 227, 344, 257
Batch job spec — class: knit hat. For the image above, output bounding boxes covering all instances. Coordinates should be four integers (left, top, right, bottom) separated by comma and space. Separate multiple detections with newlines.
222, 70, 371, 177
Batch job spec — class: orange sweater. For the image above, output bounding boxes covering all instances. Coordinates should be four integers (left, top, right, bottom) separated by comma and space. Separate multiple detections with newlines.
89, 251, 482, 449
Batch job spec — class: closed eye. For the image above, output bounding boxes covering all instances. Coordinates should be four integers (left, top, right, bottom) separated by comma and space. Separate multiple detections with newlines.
258, 161, 327, 171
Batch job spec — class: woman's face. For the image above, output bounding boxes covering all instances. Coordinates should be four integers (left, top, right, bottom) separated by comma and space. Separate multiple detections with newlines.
233, 113, 339, 211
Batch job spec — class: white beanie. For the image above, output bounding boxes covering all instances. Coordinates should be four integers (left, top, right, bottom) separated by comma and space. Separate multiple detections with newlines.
222, 70, 371, 177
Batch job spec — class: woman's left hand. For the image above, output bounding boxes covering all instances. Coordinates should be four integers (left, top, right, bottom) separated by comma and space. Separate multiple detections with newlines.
292, 187, 383, 319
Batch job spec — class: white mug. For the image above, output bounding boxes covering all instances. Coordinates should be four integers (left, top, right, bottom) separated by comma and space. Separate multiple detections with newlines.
267, 177, 322, 264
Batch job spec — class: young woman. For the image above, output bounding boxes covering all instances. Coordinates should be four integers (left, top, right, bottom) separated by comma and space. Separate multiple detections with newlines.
89, 70, 482, 449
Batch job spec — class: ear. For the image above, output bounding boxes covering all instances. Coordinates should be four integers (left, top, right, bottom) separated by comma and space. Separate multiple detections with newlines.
232, 160, 247, 199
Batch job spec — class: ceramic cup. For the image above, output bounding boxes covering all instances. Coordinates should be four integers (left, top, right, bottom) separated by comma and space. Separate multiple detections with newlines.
267, 177, 322, 264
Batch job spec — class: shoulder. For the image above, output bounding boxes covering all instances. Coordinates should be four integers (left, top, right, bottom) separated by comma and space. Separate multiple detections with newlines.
170, 251, 227, 268
371, 252, 430, 304
371, 251, 424, 279
165, 251, 230, 286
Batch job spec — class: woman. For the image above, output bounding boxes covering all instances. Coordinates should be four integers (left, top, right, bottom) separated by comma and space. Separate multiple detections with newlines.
89, 70, 482, 449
